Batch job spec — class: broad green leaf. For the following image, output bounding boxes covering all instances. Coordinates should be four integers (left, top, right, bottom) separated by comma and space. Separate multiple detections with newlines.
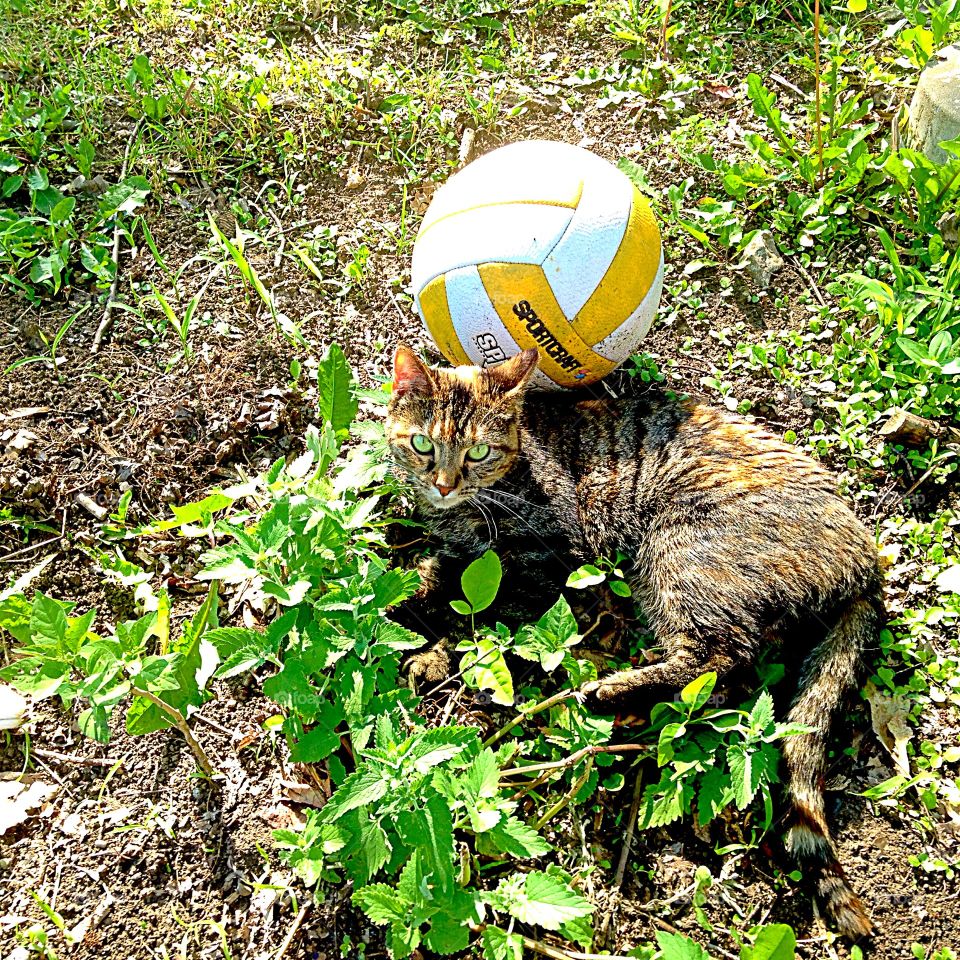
396, 794, 457, 894
680, 672, 716, 711
78, 704, 110, 743
696, 765, 732, 826
424, 914, 471, 955
750, 690, 775, 733
847, 0, 867, 10
658, 722, 686, 766
408, 726, 477, 774
317, 343, 358, 435
207, 627, 274, 678
728, 742, 764, 809
462, 636, 513, 706
460, 550, 502, 613
488, 870, 593, 931
289, 708, 345, 763
482, 927, 524, 960
354, 883, 409, 925
99, 176, 150, 217
566, 564, 606, 588
480, 816, 551, 858
896, 337, 932, 364
655, 930, 712, 960
322, 767, 390, 821
742, 924, 796, 960
30, 593, 68, 648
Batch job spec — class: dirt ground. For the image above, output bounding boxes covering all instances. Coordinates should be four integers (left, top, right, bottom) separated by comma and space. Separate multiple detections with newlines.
2, 2, 959, 958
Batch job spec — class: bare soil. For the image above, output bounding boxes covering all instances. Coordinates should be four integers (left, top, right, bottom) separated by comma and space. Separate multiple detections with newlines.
2, 6, 959, 959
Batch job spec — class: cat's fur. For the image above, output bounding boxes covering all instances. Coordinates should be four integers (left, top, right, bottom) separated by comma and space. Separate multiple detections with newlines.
386, 344, 881, 939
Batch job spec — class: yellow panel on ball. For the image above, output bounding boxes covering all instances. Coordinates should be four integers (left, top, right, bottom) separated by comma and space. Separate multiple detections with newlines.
477, 262, 618, 388
572, 188, 662, 345
418, 275, 472, 366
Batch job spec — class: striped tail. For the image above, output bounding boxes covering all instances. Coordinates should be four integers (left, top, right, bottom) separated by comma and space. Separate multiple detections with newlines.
783, 595, 881, 940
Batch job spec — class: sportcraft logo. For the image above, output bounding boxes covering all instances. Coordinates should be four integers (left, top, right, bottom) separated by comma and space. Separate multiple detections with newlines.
512, 300, 583, 373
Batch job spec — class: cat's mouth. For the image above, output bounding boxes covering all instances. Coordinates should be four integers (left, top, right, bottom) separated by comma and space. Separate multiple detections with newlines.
424, 487, 471, 509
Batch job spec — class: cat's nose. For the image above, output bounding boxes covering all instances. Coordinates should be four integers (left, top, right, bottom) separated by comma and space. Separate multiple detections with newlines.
435, 483, 455, 497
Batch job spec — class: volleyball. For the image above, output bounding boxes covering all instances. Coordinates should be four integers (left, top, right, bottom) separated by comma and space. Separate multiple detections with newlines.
410, 140, 663, 389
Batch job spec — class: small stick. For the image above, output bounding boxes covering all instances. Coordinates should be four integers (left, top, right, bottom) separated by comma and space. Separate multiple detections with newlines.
813, 0, 824, 187
274, 900, 311, 960
534, 755, 593, 829
74, 492, 107, 520
613, 768, 645, 890
192, 712, 235, 738
0, 534, 62, 563
31, 747, 122, 768
483, 689, 576, 750
500, 742, 647, 779
130, 687, 218, 779
517, 933, 639, 960
91, 117, 145, 353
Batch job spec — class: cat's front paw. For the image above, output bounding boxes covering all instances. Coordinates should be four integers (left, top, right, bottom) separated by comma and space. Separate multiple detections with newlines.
402, 640, 452, 691
580, 669, 658, 715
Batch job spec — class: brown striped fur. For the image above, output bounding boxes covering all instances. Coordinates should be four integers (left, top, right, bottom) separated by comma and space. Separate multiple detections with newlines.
387, 345, 880, 939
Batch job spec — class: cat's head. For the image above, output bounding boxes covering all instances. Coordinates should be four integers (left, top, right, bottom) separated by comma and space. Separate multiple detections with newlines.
386, 344, 539, 510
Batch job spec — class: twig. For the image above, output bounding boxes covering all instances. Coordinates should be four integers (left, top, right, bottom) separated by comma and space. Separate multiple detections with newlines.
517, 933, 639, 960
0, 534, 62, 564
659, 0, 672, 56
91, 117, 144, 353
613, 768, 645, 890
500, 742, 646, 780
30, 747, 122, 768
192, 711, 235, 738
74, 492, 107, 520
130, 687, 219, 779
534, 755, 593, 829
813, 0, 824, 187
274, 900, 311, 960
792, 261, 827, 308
483, 689, 576, 750
769, 72, 808, 101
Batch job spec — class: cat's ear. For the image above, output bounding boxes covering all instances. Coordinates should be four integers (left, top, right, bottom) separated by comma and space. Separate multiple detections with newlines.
393, 344, 435, 398
486, 348, 539, 398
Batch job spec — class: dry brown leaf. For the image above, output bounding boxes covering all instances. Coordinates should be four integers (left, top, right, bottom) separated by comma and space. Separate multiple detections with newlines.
865, 682, 912, 776
705, 81, 735, 99
0, 777, 59, 834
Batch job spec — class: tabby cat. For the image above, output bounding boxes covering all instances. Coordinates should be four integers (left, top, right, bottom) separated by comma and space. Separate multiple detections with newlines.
386, 344, 882, 940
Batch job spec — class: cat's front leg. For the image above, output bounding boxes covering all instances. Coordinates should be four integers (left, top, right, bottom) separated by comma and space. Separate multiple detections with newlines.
580, 647, 735, 714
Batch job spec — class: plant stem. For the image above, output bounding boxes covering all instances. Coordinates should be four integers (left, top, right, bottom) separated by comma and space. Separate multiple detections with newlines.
483, 689, 576, 750
92, 117, 144, 353
813, 0, 824, 188
501, 742, 648, 782
534, 755, 593, 829
130, 687, 218, 779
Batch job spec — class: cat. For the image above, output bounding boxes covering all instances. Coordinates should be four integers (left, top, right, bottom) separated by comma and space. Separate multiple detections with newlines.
385, 343, 882, 940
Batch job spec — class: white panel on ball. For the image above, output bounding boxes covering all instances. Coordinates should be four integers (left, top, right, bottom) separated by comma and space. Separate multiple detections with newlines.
539, 167, 633, 320
411, 204, 574, 297
592, 254, 665, 363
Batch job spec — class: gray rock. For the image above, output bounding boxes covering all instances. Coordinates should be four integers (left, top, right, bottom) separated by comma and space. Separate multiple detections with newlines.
737, 230, 784, 289
908, 45, 960, 165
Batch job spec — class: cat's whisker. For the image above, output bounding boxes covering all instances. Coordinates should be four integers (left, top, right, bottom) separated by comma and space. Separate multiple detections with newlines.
472, 497, 497, 544
484, 488, 540, 510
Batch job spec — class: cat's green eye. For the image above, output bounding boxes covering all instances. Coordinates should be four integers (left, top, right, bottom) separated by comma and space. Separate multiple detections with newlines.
411, 433, 434, 454
466, 443, 491, 461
